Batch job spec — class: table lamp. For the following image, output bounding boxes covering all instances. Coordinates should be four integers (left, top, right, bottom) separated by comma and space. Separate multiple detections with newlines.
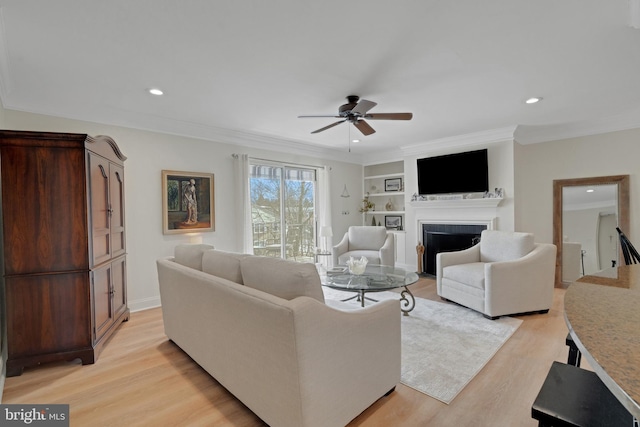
320, 226, 333, 253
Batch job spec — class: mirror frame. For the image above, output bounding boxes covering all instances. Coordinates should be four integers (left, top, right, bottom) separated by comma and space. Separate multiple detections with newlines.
553, 175, 630, 287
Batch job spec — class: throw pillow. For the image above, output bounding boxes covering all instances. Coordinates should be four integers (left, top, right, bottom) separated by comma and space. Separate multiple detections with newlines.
174, 244, 215, 270
202, 250, 248, 284
240, 256, 325, 303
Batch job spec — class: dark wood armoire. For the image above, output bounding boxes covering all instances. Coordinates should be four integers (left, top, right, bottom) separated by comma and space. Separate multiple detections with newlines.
0, 130, 129, 376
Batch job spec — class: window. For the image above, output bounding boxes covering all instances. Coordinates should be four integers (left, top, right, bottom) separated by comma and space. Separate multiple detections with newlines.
250, 162, 317, 262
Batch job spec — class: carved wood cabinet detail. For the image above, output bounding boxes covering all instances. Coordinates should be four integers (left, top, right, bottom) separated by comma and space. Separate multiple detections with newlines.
0, 130, 129, 376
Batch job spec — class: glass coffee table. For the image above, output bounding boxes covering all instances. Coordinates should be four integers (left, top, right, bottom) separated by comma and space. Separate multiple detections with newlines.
322, 264, 419, 315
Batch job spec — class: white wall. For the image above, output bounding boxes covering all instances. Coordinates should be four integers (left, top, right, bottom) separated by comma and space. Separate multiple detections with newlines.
1, 108, 362, 311
515, 127, 640, 245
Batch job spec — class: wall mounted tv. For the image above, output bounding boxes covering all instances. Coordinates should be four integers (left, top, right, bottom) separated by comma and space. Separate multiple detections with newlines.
417, 149, 489, 195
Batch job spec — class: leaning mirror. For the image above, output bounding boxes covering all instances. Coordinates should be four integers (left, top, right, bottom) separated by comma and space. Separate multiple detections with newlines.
553, 175, 629, 287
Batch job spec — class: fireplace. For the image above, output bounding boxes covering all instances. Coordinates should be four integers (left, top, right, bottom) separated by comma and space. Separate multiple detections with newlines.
422, 223, 487, 275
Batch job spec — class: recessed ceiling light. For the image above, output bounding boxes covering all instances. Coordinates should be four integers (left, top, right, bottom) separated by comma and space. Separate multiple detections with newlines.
525, 97, 542, 104
586, 189, 595, 193
149, 88, 164, 96
352, 139, 360, 143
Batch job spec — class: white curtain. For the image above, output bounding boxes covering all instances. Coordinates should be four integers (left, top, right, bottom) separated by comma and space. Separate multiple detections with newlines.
234, 154, 254, 254
317, 166, 333, 250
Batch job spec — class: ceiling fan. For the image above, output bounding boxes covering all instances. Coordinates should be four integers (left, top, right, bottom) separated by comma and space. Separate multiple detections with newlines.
298, 95, 413, 136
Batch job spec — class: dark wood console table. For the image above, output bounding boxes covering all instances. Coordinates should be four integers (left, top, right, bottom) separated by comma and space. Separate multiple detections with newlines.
564, 264, 640, 418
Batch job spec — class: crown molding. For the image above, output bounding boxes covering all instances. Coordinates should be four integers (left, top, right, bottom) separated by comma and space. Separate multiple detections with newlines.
5, 97, 640, 166
2, 103, 364, 164
398, 126, 517, 157
361, 109, 640, 162
514, 107, 640, 144
108, 109, 365, 164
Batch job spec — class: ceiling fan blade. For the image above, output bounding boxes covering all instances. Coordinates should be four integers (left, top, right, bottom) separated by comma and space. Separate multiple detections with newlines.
311, 119, 347, 134
350, 99, 377, 115
353, 119, 375, 136
298, 115, 342, 118
365, 112, 413, 120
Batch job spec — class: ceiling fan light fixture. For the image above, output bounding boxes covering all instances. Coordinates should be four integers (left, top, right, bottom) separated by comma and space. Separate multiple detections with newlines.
525, 97, 542, 104
299, 95, 412, 137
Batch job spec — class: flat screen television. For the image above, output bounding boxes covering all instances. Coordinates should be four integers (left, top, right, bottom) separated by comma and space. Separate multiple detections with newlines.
417, 149, 488, 195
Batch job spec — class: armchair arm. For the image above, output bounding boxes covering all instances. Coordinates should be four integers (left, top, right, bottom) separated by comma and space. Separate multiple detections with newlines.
436, 244, 480, 293
379, 232, 395, 267
332, 232, 349, 266
484, 243, 557, 317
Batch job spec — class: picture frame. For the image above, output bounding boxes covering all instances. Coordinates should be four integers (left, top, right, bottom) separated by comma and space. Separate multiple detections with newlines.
385, 177, 402, 192
385, 215, 402, 230
162, 170, 215, 234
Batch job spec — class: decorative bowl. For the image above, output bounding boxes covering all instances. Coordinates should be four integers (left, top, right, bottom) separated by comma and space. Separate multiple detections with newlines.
346, 256, 368, 275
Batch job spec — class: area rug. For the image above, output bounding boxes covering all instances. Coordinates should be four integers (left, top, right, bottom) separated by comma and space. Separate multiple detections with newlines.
323, 288, 523, 404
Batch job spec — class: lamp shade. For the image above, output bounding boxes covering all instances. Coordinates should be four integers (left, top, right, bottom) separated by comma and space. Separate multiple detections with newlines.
320, 226, 333, 237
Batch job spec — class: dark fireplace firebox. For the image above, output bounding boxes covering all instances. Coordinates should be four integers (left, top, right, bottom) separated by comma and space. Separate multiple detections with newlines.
422, 223, 487, 275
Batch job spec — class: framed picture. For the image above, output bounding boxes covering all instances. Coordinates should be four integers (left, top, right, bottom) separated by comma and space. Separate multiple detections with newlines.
385, 215, 402, 230
162, 170, 215, 234
385, 178, 402, 192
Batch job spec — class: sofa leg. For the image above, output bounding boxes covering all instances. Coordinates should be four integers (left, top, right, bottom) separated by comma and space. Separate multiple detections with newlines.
483, 314, 500, 320
384, 386, 396, 397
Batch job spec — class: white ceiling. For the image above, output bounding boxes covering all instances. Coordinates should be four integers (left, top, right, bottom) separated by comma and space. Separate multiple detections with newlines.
0, 1, 639, 160
563, 184, 618, 211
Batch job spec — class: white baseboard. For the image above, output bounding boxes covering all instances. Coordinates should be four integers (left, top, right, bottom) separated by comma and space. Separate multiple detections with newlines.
128, 296, 161, 313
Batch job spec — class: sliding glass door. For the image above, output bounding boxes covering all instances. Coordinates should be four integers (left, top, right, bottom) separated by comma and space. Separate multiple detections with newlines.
249, 162, 317, 262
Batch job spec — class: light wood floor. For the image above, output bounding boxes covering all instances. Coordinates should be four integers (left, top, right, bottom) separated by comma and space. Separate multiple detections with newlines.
3, 278, 577, 427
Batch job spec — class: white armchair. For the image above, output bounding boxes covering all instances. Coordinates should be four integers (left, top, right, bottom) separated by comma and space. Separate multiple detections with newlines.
333, 226, 395, 267
436, 230, 556, 319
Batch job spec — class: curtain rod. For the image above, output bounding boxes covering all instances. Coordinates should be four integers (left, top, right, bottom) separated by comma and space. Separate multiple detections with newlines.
232, 153, 328, 170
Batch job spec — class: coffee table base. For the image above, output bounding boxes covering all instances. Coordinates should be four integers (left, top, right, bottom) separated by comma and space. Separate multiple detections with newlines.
399, 286, 416, 316
339, 286, 416, 315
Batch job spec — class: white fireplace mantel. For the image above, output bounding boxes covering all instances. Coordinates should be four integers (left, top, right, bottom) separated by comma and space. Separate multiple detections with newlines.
417, 218, 497, 231
409, 197, 503, 209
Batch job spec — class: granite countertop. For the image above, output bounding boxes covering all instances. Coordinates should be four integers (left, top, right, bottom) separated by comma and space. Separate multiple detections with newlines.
565, 264, 640, 418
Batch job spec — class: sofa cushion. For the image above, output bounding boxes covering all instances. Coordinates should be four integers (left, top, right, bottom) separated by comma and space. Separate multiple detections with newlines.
480, 230, 534, 263
240, 256, 325, 303
443, 262, 486, 290
174, 244, 215, 270
347, 226, 387, 251
202, 250, 249, 284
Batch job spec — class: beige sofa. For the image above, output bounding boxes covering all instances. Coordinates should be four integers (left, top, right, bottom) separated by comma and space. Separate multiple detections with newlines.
157, 245, 400, 427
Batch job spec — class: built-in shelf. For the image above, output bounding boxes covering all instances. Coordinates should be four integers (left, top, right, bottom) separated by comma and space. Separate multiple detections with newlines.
363, 161, 406, 264
365, 210, 404, 215
409, 197, 503, 209
364, 173, 405, 180
366, 191, 405, 197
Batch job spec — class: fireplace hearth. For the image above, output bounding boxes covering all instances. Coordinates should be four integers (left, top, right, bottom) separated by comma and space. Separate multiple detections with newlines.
422, 223, 487, 275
